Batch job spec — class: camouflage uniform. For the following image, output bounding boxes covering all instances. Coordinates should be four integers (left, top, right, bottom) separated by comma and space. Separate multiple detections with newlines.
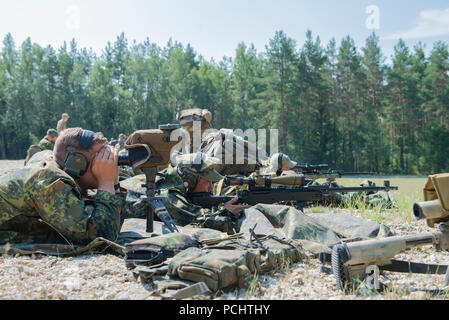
56, 119, 67, 134
24, 137, 55, 166
122, 153, 238, 234
0, 155, 125, 245
38, 136, 54, 150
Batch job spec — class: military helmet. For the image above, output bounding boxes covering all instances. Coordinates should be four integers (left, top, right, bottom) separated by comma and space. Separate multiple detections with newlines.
176, 152, 223, 191
269, 153, 297, 172
176, 108, 212, 126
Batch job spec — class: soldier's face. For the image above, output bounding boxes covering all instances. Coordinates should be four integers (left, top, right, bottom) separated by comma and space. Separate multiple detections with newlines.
63, 116, 69, 122
192, 177, 213, 193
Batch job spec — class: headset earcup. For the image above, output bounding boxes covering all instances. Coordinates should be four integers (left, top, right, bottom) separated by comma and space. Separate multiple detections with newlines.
63, 152, 89, 179
178, 167, 199, 192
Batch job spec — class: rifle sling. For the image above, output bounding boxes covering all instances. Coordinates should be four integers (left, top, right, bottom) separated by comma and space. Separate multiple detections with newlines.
380, 259, 448, 275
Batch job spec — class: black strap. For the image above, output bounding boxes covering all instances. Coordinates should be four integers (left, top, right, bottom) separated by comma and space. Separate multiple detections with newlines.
380, 259, 449, 274
79, 130, 95, 150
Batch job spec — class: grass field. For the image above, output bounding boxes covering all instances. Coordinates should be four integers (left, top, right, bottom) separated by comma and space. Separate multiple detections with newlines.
311, 176, 428, 223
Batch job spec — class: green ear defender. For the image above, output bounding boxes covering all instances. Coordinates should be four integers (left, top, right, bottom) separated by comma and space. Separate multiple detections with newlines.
177, 166, 200, 193
63, 151, 89, 179
62, 129, 95, 179
177, 153, 205, 192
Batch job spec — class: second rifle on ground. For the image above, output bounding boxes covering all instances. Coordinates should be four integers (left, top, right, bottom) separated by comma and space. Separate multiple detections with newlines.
189, 173, 398, 208
319, 174, 449, 293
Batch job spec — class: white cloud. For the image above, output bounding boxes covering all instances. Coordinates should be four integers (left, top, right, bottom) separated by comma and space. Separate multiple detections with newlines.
383, 7, 449, 40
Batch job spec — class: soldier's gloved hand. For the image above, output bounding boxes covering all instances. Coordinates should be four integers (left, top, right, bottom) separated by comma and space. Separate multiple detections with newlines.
224, 198, 251, 218
92, 144, 119, 194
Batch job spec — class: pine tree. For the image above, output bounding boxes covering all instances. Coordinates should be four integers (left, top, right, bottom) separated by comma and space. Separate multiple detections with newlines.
264, 31, 299, 155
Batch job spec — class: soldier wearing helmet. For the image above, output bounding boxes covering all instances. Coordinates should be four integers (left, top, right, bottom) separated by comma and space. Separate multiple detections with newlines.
176, 108, 212, 154
262, 152, 298, 176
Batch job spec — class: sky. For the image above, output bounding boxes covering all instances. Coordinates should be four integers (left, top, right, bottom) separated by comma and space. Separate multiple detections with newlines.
1, 0, 449, 63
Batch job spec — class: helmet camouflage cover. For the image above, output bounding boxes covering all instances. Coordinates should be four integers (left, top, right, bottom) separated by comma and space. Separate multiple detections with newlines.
176, 108, 212, 126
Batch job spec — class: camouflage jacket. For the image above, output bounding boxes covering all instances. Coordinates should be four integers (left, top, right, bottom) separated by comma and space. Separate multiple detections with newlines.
56, 119, 67, 134
38, 137, 54, 151
0, 157, 125, 245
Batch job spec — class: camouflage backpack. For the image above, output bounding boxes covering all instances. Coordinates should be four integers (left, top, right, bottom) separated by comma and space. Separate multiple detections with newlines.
200, 129, 268, 176
167, 247, 260, 292
167, 234, 306, 292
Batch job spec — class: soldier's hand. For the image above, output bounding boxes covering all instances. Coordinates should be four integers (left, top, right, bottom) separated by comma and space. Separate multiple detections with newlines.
92, 145, 119, 193
224, 198, 250, 218
114, 145, 120, 185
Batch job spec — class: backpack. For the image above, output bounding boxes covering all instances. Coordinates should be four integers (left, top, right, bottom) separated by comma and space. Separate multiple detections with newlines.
200, 129, 268, 176
167, 247, 260, 292
167, 235, 306, 292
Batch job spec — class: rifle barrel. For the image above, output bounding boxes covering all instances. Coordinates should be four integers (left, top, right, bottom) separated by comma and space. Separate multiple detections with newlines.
338, 172, 378, 176
326, 185, 398, 193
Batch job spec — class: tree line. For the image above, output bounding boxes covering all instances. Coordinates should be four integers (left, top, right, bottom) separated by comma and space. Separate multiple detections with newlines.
0, 31, 448, 174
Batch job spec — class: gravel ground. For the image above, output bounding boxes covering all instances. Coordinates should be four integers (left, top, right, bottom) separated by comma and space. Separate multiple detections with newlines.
1, 159, 448, 300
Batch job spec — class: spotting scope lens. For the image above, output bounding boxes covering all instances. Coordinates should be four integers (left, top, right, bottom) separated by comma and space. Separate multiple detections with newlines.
118, 154, 130, 166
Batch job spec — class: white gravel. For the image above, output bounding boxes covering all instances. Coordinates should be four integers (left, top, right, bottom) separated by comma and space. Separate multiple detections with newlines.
1, 160, 448, 300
